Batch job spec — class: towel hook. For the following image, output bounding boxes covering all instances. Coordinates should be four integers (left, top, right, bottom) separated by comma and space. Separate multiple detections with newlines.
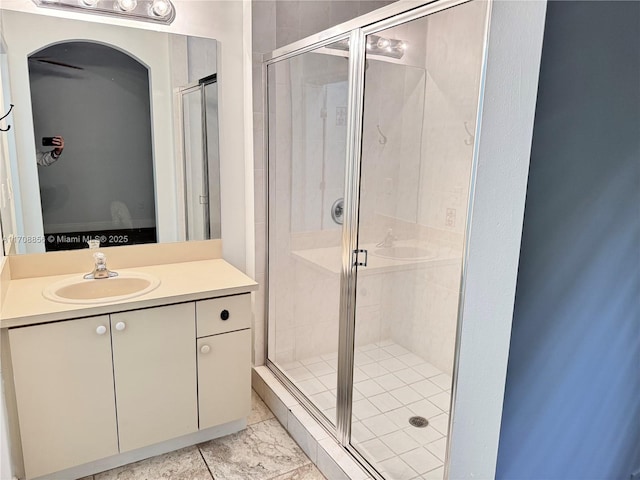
463, 121, 474, 145
0, 104, 14, 132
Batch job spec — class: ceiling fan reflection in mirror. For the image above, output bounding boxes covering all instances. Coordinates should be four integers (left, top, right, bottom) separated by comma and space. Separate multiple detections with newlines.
28, 57, 84, 70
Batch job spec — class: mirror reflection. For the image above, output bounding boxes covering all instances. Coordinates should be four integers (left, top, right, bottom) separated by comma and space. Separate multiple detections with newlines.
30, 41, 157, 250
0, 9, 221, 254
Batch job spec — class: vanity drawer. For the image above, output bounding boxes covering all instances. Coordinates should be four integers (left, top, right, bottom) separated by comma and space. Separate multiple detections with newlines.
196, 294, 251, 337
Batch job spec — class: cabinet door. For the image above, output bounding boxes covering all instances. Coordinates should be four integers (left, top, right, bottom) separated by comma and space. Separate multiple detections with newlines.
197, 329, 251, 429
111, 303, 197, 452
9, 316, 118, 479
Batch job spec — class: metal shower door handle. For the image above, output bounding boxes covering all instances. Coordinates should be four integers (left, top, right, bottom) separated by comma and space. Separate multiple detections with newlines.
354, 249, 368, 267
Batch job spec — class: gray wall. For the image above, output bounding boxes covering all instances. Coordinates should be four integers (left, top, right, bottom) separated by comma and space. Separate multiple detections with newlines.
497, 1, 640, 478
30, 41, 156, 233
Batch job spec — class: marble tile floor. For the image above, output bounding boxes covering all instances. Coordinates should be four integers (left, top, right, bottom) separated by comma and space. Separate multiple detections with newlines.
80, 390, 327, 480
278, 339, 452, 480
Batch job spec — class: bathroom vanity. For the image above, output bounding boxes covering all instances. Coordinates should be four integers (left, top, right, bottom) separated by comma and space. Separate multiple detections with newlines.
0, 241, 258, 480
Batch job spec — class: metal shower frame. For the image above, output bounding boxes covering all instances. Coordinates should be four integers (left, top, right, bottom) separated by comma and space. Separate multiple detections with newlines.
261, 1, 493, 478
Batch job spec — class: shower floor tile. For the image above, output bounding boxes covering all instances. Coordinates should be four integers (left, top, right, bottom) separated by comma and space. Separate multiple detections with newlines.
283, 340, 451, 480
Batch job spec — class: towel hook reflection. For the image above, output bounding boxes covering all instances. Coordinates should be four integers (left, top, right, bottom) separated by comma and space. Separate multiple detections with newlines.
463, 121, 474, 145
376, 124, 387, 145
0, 104, 14, 132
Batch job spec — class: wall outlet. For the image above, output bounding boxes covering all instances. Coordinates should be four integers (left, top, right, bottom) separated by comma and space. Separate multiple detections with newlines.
446, 208, 456, 227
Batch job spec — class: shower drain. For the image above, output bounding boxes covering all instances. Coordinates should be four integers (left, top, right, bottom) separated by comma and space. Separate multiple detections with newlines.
409, 416, 429, 428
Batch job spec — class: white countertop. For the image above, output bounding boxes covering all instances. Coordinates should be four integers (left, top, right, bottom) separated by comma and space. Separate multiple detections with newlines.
1, 259, 258, 328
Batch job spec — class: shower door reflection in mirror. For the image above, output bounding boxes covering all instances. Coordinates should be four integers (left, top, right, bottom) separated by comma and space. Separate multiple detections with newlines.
267, 42, 350, 426
181, 76, 221, 241
350, 2, 488, 478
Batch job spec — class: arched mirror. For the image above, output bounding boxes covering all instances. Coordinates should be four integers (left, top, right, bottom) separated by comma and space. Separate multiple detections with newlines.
0, 9, 221, 255
29, 41, 156, 251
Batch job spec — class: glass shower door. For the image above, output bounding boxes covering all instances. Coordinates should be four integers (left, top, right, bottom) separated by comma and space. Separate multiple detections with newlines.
181, 85, 208, 240
202, 77, 221, 239
350, 2, 488, 479
267, 41, 351, 426
180, 76, 220, 241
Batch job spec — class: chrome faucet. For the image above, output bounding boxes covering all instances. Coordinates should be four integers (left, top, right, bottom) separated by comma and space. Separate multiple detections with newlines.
376, 228, 397, 248
84, 252, 118, 279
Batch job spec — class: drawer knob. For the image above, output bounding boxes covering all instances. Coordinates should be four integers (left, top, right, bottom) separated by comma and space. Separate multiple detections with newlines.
96, 325, 107, 335
200, 344, 211, 354
115, 321, 126, 331
220, 309, 230, 321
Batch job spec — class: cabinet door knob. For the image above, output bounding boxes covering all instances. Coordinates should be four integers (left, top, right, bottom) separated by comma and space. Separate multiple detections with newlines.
96, 325, 107, 335
115, 321, 126, 331
220, 309, 230, 321
200, 344, 211, 354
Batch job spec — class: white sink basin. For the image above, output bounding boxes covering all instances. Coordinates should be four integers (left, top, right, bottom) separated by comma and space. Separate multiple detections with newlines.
373, 246, 436, 261
43, 272, 160, 305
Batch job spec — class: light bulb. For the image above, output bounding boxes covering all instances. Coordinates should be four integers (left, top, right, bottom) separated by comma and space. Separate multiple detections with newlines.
398, 42, 407, 51
81, 0, 99, 6
116, 0, 137, 12
151, 0, 171, 17
377, 38, 390, 48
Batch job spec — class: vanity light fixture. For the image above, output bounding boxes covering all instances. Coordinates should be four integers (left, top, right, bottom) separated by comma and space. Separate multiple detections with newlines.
327, 34, 406, 60
31, 0, 176, 24
377, 37, 390, 49
116, 0, 137, 12
369, 35, 406, 59
150, 0, 171, 17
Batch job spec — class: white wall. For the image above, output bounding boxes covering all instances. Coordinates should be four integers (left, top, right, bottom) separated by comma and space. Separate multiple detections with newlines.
0, 5, 15, 475
447, 1, 547, 477
0, 33, 20, 255
0, 1, 250, 477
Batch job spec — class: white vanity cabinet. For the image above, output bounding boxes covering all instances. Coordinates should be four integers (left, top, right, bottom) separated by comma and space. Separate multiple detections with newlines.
8, 294, 252, 480
9, 315, 119, 479
196, 294, 252, 429
111, 303, 197, 452
197, 330, 251, 428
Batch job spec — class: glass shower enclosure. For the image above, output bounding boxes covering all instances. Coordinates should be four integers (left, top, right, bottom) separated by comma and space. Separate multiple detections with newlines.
180, 74, 221, 241
266, 1, 490, 478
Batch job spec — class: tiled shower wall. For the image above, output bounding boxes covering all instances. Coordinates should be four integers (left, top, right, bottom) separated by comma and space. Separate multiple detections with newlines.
358, 1, 487, 375
251, 0, 397, 366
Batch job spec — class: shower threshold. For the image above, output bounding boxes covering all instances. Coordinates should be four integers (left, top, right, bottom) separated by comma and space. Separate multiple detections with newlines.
252, 365, 371, 480
255, 340, 450, 479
